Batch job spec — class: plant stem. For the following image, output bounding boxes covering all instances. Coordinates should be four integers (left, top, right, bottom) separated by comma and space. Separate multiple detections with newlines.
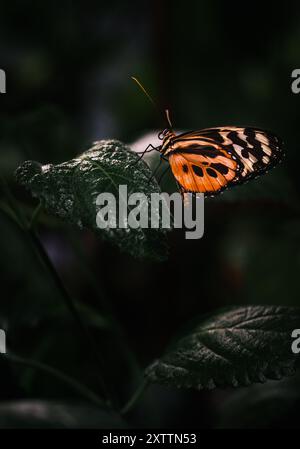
6, 352, 106, 409
28, 201, 43, 229
121, 378, 149, 415
1, 178, 117, 409
28, 228, 115, 406
68, 231, 142, 380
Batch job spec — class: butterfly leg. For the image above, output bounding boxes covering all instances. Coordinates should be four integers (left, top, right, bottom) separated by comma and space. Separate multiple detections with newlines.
130, 144, 160, 167
157, 163, 171, 184
147, 154, 168, 184
135, 143, 159, 154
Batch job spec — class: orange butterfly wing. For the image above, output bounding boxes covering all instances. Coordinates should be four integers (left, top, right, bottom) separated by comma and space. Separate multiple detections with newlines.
169, 149, 238, 195
165, 127, 284, 196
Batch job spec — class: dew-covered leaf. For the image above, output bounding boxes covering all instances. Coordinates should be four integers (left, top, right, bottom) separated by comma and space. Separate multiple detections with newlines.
15, 140, 169, 261
146, 306, 300, 390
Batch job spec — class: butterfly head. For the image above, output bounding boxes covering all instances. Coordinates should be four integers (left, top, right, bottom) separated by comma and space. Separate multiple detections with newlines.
158, 110, 176, 152
159, 128, 176, 154
158, 128, 172, 140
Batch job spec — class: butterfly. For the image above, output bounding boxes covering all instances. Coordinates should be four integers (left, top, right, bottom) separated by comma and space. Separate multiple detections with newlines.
157, 125, 284, 196
131, 77, 284, 195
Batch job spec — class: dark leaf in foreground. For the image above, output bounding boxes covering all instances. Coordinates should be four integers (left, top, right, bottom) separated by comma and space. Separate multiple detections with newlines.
146, 306, 300, 390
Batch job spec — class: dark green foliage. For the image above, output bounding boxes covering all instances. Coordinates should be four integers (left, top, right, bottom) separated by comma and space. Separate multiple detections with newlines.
2, 0, 300, 430
217, 373, 300, 428
15, 140, 169, 261
0, 401, 125, 428
146, 306, 300, 389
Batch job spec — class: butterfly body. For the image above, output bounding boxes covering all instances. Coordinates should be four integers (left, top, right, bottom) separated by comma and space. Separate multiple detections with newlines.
159, 126, 284, 196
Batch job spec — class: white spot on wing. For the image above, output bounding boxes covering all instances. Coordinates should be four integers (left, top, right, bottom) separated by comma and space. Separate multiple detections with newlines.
262, 144, 272, 156
262, 155, 270, 164
233, 144, 255, 175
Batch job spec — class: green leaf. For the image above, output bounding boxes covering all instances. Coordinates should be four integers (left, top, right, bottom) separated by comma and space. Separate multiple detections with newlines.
146, 306, 300, 390
15, 139, 169, 261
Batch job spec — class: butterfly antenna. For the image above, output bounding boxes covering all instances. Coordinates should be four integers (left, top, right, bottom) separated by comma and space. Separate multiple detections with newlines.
131, 76, 158, 111
131, 76, 172, 129
165, 109, 173, 130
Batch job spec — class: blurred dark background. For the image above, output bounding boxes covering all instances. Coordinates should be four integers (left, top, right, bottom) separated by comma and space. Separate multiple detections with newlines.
0, 0, 300, 428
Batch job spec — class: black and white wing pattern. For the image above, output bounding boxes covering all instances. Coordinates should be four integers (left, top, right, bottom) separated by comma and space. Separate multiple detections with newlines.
164, 126, 284, 196
181, 126, 284, 183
